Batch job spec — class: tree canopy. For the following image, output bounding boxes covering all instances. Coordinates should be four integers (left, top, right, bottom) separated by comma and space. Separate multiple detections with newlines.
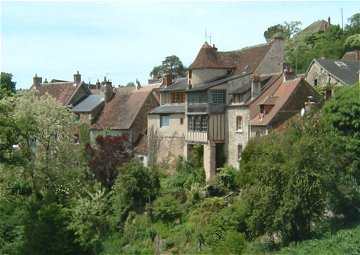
0, 72, 16, 99
150, 55, 187, 79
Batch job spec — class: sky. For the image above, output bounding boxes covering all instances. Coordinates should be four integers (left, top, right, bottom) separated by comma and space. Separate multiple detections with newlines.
0, 0, 359, 89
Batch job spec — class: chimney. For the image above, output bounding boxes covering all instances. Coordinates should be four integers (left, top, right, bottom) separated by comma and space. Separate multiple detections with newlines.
328, 16, 331, 26
162, 73, 172, 87
104, 78, 114, 102
283, 63, 295, 81
32, 74, 42, 87
251, 74, 261, 100
73, 71, 81, 85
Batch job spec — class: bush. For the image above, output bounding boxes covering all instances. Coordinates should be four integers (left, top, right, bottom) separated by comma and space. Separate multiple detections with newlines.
112, 161, 160, 224
344, 34, 360, 50
152, 194, 183, 223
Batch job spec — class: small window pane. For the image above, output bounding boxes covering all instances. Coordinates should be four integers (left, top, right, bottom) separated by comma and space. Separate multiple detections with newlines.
160, 115, 170, 127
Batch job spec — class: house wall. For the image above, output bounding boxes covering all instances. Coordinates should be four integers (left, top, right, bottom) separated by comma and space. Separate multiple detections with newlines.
250, 126, 268, 137
148, 113, 186, 164
306, 62, 341, 87
191, 69, 228, 86
255, 38, 284, 75
226, 106, 250, 168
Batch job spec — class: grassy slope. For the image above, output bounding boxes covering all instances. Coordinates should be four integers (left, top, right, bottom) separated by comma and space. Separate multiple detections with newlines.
275, 225, 360, 255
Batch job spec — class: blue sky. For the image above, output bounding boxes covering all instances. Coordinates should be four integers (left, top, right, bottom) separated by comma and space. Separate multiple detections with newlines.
1, 1, 359, 89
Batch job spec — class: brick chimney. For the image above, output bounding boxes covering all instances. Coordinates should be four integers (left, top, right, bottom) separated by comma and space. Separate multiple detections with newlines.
32, 74, 42, 88
104, 78, 114, 102
162, 73, 172, 87
251, 74, 261, 100
73, 71, 81, 85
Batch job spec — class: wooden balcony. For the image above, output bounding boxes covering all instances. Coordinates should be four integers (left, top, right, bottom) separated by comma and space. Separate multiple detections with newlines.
185, 131, 208, 144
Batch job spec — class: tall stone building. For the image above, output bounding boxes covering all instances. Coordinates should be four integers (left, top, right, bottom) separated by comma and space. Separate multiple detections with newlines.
149, 39, 319, 181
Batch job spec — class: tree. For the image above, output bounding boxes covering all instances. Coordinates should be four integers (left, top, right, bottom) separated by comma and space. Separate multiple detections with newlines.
86, 135, 131, 188
344, 34, 360, 50
346, 13, 360, 34
150, 55, 186, 79
111, 161, 160, 224
264, 21, 301, 41
0, 72, 16, 99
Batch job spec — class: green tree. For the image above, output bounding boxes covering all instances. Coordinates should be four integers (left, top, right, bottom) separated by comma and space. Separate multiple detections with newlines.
264, 21, 301, 41
150, 55, 186, 79
346, 13, 360, 34
111, 161, 160, 224
0, 72, 16, 99
344, 34, 360, 50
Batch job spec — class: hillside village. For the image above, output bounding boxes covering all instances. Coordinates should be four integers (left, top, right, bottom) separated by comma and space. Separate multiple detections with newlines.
1, 12, 360, 255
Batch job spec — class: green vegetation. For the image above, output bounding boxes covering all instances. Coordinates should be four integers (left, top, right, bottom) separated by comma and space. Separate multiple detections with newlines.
150, 55, 187, 79
263, 12, 360, 74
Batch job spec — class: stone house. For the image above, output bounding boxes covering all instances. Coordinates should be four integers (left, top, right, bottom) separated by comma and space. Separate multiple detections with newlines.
305, 52, 360, 99
149, 39, 319, 181
32, 72, 160, 159
32, 71, 91, 108
90, 82, 160, 153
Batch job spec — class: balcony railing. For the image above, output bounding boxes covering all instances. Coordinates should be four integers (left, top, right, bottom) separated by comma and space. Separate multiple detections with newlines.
185, 131, 208, 143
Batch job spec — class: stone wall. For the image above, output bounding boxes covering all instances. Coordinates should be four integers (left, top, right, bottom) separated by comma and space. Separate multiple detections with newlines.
148, 113, 186, 165
226, 106, 250, 168
306, 62, 341, 87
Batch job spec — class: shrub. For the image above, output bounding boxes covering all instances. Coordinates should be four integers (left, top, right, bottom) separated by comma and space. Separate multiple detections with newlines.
112, 161, 160, 224
152, 194, 182, 223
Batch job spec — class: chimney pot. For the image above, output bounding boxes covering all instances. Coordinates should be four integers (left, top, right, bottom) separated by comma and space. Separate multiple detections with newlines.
74, 71, 81, 85
33, 74, 42, 87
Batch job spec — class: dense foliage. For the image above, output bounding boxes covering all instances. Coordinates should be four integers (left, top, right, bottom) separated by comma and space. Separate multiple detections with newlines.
150, 55, 187, 79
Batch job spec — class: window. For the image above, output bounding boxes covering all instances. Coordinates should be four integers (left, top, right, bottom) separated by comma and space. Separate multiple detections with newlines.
171, 92, 185, 103
237, 144, 243, 160
188, 92, 207, 104
160, 115, 170, 127
314, 79, 318, 86
188, 115, 208, 132
209, 90, 226, 104
236, 116, 243, 132
180, 118, 184, 125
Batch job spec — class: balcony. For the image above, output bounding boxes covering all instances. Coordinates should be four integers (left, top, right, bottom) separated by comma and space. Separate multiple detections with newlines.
185, 131, 208, 144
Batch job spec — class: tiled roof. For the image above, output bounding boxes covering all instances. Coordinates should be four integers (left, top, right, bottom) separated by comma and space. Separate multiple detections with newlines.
35, 82, 79, 106
250, 77, 311, 126
149, 104, 185, 114
91, 86, 157, 130
72, 95, 104, 113
314, 58, 360, 85
298, 20, 330, 35
342, 50, 360, 62
160, 78, 187, 92
189, 41, 271, 75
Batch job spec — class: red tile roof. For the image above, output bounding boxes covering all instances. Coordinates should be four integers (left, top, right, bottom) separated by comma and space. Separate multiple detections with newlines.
91, 85, 159, 130
35, 82, 78, 106
250, 76, 306, 126
189, 41, 271, 74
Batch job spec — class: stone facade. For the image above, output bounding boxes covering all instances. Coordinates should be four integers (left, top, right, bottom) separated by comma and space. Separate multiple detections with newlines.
148, 113, 186, 164
306, 61, 340, 87
226, 106, 250, 168
191, 68, 228, 86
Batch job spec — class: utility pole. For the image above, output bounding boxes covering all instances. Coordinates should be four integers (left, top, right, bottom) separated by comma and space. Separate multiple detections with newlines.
341, 8, 344, 30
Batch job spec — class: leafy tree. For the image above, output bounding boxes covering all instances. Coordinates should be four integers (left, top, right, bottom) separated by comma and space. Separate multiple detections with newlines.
346, 13, 360, 34
0, 72, 16, 99
264, 21, 301, 41
86, 135, 131, 188
150, 55, 186, 79
67, 185, 111, 254
344, 34, 360, 50
111, 161, 160, 225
